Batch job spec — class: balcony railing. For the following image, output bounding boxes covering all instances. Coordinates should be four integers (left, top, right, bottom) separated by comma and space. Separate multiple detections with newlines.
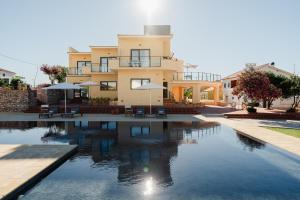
119, 56, 161, 67
68, 68, 79, 75
173, 72, 221, 82
91, 63, 112, 73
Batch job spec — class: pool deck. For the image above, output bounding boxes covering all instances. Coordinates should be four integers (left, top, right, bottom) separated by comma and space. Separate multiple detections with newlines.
0, 144, 77, 200
197, 116, 300, 157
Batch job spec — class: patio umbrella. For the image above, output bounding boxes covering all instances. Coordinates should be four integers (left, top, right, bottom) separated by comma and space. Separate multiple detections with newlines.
136, 83, 166, 115
76, 81, 98, 98
43, 83, 82, 113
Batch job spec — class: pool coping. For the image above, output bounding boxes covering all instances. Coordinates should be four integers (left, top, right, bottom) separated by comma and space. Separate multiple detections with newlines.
0, 144, 78, 200
196, 115, 300, 158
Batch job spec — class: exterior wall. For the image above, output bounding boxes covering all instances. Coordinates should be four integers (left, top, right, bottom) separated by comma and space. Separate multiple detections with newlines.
91, 48, 118, 65
0, 70, 15, 84
0, 89, 29, 112
69, 53, 91, 67
117, 70, 164, 106
90, 74, 118, 99
118, 37, 171, 57
66, 27, 221, 106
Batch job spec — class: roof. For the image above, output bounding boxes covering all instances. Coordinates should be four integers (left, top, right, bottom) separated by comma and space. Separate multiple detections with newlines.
222, 63, 293, 80
0, 68, 16, 75
118, 34, 173, 38
89, 46, 118, 49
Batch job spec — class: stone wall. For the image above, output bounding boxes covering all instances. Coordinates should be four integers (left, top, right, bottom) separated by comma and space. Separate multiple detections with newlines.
0, 89, 30, 112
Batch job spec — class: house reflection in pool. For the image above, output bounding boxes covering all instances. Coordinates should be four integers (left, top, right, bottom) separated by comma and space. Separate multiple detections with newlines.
63, 121, 220, 186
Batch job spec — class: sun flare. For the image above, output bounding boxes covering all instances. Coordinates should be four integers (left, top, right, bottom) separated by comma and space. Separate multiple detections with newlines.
138, 0, 160, 14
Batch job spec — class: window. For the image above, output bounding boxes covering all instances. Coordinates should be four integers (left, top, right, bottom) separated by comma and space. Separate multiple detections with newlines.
130, 126, 150, 137
131, 49, 150, 67
100, 57, 110, 72
224, 83, 226, 88
77, 61, 91, 75
131, 78, 150, 89
2, 73, 5, 77
100, 81, 117, 91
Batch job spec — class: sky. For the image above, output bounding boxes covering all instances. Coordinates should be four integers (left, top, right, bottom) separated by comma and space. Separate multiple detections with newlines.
0, 0, 299, 85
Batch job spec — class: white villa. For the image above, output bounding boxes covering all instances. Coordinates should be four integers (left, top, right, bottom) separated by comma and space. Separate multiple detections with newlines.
0, 67, 16, 84
222, 63, 294, 109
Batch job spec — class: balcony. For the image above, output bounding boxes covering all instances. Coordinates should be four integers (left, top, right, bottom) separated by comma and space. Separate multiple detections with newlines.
173, 72, 221, 82
67, 56, 184, 75
118, 56, 161, 67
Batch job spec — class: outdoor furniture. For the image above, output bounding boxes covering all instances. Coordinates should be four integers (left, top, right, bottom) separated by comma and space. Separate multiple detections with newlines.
39, 105, 59, 118
156, 107, 167, 118
125, 106, 133, 117
61, 106, 81, 118
134, 107, 145, 118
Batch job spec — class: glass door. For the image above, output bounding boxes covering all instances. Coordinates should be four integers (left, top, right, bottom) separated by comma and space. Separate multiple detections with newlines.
100, 57, 110, 72
130, 49, 150, 67
140, 50, 150, 67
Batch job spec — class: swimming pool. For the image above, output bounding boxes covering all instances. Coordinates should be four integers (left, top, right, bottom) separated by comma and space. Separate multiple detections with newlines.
1, 121, 300, 200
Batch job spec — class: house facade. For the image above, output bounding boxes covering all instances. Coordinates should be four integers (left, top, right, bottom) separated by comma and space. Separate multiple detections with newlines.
0, 67, 16, 84
66, 25, 222, 106
222, 63, 294, 109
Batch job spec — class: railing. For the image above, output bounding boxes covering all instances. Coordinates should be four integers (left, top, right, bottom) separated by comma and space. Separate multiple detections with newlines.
91, 63, 112, 72
119, 56, 161, 67
173, 72, 221, 82
68, 68, 79, 75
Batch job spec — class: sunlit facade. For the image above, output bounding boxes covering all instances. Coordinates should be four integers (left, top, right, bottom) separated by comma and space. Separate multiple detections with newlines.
66, 25, 222, 106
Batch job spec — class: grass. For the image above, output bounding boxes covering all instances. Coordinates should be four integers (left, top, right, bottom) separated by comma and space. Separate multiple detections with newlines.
266, 127, 300, 138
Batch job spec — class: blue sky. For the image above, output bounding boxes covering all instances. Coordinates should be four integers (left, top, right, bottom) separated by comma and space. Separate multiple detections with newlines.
0, 0, 299, 85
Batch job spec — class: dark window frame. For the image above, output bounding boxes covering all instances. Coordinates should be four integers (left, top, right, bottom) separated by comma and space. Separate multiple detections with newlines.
130, 78, 151, 90
130, 49, 151, 67
100, 81, 117, 91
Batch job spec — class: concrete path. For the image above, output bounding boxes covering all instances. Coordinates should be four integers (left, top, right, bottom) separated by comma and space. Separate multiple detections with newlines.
0, 144, 77, 200
196, 115, 300, 157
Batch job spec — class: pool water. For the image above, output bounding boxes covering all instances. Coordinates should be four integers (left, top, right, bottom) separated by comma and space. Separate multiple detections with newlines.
1, 121, 300, 200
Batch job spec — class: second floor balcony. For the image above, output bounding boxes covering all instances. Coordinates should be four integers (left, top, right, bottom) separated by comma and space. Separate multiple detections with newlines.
67, 56, 184, 75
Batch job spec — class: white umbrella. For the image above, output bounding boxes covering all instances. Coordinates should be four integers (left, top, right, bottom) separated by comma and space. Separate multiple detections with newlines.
136, 83, 166, 115
43, 83, 81, 113
76, 81, 98, 98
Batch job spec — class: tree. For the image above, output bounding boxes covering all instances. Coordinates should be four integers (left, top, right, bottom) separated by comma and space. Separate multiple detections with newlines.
283, 75, 300, 112
40, 64, 66, 85
263, 84, 282, 109
232, 67, 282, 109
265, 72, 290, 98
10, 78, 23, 90
0, 79, 9, 87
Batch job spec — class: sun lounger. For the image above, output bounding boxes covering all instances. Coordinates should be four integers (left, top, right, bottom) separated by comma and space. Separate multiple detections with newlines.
39, 106, 59, 118
155, 107, 167, 118
61, 106, 81, 118
134, 107, 145, 118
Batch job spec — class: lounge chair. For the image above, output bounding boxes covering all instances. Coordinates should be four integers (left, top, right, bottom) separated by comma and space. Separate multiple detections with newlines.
39, 106, 59, 118
124, 105, 133, 117
155, 107, 167, 118
61, 106, 81, 118
134, 107, 145, 118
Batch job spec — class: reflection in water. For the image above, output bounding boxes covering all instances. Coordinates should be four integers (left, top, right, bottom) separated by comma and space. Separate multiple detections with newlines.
1, 121, 300, 200
236, 132, 265, 151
